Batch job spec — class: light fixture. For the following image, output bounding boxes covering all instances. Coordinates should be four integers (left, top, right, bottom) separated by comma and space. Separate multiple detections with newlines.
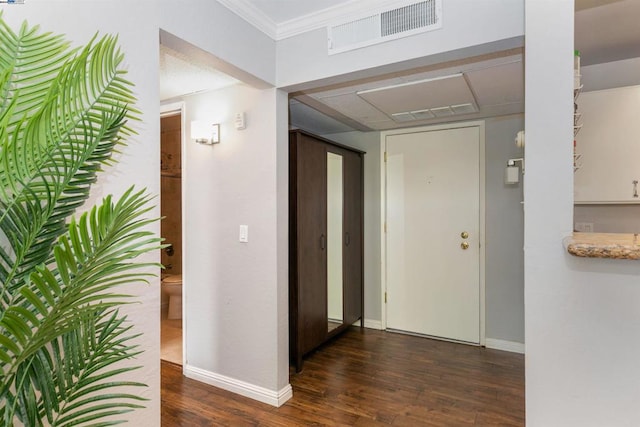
505, 158, 524, 184
191, 120, 220, 145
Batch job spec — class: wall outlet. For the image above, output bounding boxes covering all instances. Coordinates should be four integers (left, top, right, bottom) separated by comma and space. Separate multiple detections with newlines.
575, 222, 594, 232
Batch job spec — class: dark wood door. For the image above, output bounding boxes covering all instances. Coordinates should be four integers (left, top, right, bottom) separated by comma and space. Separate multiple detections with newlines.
295, 134, 328, 355
343, 150, 363, 326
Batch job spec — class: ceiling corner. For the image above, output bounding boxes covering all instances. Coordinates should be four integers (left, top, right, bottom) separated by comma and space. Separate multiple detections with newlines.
216, 0, 278, 40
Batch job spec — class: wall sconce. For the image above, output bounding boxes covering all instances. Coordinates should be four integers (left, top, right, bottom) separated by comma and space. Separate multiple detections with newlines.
505, 158, 524, 184
191, 120, 220, 145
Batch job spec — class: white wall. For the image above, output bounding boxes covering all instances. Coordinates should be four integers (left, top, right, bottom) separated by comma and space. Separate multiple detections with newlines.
326, 114, 525, 343
2, 1, 162, 424
525, 1, 640, 425
158, 0, 276, 87
180, 84, 290, 400
3, 0, 288, 422
276, 0, 524, 91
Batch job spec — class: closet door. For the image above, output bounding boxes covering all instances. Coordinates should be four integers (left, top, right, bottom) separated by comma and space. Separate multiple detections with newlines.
296, 134, 328, 355
343, 150, 363, 326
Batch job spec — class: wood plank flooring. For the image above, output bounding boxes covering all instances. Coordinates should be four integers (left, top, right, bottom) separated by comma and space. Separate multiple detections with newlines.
161, 327, 524, 426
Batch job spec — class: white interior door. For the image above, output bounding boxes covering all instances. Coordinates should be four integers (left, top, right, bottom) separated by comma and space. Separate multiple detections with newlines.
385, 125, 481, 344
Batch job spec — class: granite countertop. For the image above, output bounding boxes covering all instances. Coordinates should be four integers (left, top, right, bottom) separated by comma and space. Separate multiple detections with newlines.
564, 232, 640, 260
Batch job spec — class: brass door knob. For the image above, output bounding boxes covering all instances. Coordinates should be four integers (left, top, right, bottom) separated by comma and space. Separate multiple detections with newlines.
461, 231, 469, 239
461, 241, 469, 250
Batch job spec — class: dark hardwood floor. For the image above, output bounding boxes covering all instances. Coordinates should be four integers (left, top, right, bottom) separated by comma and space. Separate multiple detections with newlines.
161, 327, 524, 426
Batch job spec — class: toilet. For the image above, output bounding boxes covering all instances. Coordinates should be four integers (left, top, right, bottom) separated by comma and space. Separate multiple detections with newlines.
162, 274, 182, 319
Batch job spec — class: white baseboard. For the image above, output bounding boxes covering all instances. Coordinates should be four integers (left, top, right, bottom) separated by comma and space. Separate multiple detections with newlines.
352, 318, 384, 330
364, 319, 383, 330
183, 364, 293, 407
485, 338, 525, 354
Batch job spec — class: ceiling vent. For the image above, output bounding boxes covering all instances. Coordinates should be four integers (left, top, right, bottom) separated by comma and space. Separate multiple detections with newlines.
328, 0, 442, 55
357, 73, 479, 123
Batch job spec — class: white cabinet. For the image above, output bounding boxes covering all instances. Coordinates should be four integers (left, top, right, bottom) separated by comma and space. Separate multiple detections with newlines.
574, 85, 640, 204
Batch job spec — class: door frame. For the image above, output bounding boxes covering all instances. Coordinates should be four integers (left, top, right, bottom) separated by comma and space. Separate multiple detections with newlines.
160, 101, 187, 367
379, 121, 486, 346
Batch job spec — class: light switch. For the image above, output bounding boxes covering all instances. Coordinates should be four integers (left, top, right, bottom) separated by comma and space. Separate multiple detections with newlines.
235, 112, 246, 130
239, 225, 249, 243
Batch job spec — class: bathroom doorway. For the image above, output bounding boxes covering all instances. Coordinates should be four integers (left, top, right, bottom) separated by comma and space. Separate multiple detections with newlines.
160, 110, 183, 366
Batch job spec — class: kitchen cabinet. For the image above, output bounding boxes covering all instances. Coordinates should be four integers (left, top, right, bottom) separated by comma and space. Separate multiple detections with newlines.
574, 85, 640, 204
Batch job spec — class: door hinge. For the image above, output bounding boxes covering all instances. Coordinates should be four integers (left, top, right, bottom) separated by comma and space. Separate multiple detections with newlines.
384, 152, 387, 162
384, 292, 387, 303
384, 222, 387, 233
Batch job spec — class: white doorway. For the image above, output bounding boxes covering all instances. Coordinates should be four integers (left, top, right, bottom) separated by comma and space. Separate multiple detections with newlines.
382, 122, 485, 345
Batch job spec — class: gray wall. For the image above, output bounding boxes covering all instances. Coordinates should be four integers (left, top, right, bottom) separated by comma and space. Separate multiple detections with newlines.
575, 205, 640, 233
325, 114, 525, 343
484, 115, 525, 344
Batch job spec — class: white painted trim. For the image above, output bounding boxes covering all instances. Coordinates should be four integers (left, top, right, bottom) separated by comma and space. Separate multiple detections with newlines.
379, 121, 487, 346
159, 102, 187, 367
380, 137, 387, 331
353, 319, 385, 330
364, 319, 384, 330
479, 122, 486, 347
216, 0, 278, 39
160, 101, 184, 117
184, 364, 293, 407
217, 0, 424, 41
277, 0, 410, 40
178, 104, 187, 368
485, 338, 525, 354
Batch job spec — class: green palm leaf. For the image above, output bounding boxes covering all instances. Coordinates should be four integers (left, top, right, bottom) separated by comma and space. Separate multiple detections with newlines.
1, 188, 161, 425
0, 16, 159, 426
0, 15, 138, 301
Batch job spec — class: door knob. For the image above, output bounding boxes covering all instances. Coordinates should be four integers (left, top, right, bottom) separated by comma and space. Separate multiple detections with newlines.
460, 231, 469, 239
461, 241, 469, 250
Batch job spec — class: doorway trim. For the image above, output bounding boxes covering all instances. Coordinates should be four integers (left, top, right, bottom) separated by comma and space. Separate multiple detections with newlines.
379, 120, 486, 346
160, 101, 187, 367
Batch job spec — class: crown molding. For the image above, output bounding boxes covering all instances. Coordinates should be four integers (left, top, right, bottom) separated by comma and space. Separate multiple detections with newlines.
217, 0, 410, 41
216, 0, 278, 40
276, 0, 407, 40
276, 0, 368, 40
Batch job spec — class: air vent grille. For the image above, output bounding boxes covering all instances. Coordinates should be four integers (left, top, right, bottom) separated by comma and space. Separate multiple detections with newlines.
381, 1, 438, 37
328, 0, 442, 55
330, 15, 380, 51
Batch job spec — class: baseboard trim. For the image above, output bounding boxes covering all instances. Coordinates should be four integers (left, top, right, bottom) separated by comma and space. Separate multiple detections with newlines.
364, 319, 384, 330
485, 338, 525, 354
352, 319, 384, 330
183, 364, 293, 407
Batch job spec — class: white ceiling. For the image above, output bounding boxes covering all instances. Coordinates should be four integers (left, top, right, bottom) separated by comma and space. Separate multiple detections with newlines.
244, 0, 351, 24
293, 53, 524, 132
159, 45, 238, 101
160, 0, 640, 133
286, 0, 640, 134
575, 0, 640, 65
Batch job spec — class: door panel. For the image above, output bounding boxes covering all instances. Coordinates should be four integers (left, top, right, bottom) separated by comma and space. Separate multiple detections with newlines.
386, 126, 480, 344
297, 135, 328, 354
343, 150, 363, 326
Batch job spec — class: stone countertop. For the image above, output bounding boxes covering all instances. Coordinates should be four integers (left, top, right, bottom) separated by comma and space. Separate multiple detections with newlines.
564, 232, 640, 260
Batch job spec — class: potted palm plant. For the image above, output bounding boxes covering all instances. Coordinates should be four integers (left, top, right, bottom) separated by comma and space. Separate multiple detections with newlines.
0, 15, 160, 426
